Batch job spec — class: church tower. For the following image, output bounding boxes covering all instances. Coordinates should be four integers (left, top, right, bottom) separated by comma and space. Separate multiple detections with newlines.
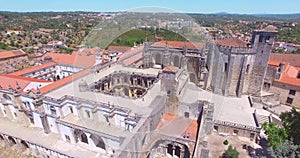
248, 26, 277, 96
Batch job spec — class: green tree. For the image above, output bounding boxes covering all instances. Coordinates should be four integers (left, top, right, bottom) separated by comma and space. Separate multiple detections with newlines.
223, 145, 239, 158
268, 139, 300, 158
262, 122, 289, 149
280, 108, 300, 145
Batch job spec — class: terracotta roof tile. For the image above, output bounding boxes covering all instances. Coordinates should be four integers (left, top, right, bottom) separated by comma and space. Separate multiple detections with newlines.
40, 69, 90, 94
163, 66, 179, 73
40, 48, 98, 67
270, 53, 300, 67
123, 52, 143, 66
10, 62, 57, 76
272, 62, 300, 87
214, 38, 248, 47
151, 41, 204, 49
0, 49, 27, 60
107, 46, 131, 52
0, 74, 50, 91
268, 60, 280, 67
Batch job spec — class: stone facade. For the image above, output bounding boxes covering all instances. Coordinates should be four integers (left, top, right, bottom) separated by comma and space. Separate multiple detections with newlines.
208, 30, 276, 97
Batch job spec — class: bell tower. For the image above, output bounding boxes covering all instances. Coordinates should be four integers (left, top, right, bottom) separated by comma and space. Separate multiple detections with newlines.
248, 26, 277, 96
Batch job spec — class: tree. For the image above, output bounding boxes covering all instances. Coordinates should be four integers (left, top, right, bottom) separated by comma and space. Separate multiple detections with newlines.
223, 145, 239, 158
262, 122, 289, 149
280, 108, 300, 145
268, 139, 300, 158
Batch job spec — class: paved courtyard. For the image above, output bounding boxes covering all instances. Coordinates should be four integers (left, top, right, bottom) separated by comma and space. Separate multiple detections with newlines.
203, 132, 268, 158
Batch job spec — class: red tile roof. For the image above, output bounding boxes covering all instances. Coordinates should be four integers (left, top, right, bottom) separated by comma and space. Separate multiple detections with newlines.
107, 46, 131, 52
156, 114, 198, 141
270, 53, 300, 67
123, 52, 143, 67
152, 41, 204, 49
269, 60, 300, 87
214, 38, 248, 47
10, 62, 57, 76
40, 48, 98, 67
0, 74, 50, 90
39, 69, 90, 94
268, 60, 280, 67
0, 50, 27, 60
163, 66, 179, 73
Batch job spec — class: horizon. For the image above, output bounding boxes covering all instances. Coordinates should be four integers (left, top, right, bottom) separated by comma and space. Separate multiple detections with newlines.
0, 0, 300, 14
0, 10, 300, 15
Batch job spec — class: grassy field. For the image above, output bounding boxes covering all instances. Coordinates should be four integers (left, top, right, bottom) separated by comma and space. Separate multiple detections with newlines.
109, 28, 186, 48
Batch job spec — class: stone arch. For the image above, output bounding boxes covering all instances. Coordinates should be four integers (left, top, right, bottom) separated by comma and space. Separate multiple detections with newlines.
20, 140, 29, 149
0, 135, 4, 146
173, 55, 180, 67
8, 136, 16, 145
2, 94, 12, 101
189, 73, 196, 83
147, 139, 191, 158
136, 89, 144, 96
153, 53, 162, 65
74, 129, 88, 144
123, 88, 129, 96
90, 134, 106, 150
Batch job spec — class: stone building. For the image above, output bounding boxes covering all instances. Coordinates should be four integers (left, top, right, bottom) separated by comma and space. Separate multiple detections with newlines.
0, 49, 30, 74
0, 27, 280, 158
265, 56, 300, 109
207, 27, 277, 97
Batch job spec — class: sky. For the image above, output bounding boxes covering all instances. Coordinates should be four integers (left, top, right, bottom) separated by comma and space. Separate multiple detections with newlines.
0, 0, 299, 14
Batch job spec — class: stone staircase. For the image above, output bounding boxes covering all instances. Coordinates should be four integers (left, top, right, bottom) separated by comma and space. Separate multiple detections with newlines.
255, 114, 270, 127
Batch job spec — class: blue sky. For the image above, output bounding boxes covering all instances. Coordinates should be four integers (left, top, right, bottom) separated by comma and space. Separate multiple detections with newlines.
0, 0, 299, 14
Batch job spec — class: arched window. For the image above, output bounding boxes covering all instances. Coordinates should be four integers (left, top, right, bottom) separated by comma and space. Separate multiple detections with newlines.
246, 64, 250, 73
2, 94, 12, 101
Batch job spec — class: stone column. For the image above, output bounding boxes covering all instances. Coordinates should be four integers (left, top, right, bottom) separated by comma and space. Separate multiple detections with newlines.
40, 113, 50, 134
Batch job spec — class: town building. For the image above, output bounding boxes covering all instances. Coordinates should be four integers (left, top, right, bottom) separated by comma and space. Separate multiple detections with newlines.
265, 53, 300, 109
0, 49, 30, 74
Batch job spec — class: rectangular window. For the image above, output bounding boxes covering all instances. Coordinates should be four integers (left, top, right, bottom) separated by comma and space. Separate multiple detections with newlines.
65, 135, 71, 143
85, 110, 91, 118
233, 130, 239, 135
224, 63, 228, 73
289, 90, 296, 96
50, 106, 56, 115
286, 97, 293, 105
69, 106, 73, 113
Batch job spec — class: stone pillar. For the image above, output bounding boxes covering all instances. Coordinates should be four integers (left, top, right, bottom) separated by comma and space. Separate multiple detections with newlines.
40, 113, 51, 134
14, 92, 31, 126
3, 103, 13, 120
